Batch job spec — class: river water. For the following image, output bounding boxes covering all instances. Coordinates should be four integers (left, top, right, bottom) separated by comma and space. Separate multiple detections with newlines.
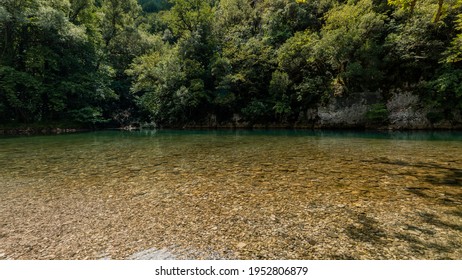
0, 130, 461, 259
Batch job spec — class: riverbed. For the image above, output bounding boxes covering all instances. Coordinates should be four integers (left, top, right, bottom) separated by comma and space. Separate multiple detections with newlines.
0, 130, 461, 259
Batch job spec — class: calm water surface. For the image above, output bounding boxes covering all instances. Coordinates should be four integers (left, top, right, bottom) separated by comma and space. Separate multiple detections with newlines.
0, 130, 461, 259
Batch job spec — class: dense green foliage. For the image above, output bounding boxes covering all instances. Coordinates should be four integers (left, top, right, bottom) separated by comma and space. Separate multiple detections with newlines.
1, 0, 461, 127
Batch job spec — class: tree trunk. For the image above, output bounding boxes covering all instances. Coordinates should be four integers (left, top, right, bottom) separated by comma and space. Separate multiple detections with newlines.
2, 22, 15, 64
433, 0, 444, 23
410, 0, 417, 16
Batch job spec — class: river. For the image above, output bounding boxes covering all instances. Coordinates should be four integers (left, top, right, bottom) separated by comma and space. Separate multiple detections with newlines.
0, 130, 461, 259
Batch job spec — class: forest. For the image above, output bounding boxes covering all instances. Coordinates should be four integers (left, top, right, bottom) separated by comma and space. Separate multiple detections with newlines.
1, 0, 461, 128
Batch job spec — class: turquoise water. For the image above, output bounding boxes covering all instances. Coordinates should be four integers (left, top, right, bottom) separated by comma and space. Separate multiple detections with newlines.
0, 130, 461, 259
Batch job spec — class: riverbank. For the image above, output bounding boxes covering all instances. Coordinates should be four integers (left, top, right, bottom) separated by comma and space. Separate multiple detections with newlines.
177, 92, 462, 131
0, 127, 90, 136
2, 90, 462, 136
0, 121, 97, 136
1, 123, 461, 137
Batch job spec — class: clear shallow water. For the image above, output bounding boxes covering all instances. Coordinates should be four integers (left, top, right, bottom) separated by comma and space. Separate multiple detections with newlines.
0, 130, 461, 259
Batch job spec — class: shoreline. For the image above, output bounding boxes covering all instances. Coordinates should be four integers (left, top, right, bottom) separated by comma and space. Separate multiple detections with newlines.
1, 124, 462, 137
0, 127, 90, 136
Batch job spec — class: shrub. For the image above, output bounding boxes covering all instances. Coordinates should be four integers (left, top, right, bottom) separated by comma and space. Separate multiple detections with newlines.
365, 103, 389, 124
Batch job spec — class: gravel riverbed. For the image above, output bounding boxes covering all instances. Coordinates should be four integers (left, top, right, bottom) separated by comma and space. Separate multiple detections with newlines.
0, 132, 461, 260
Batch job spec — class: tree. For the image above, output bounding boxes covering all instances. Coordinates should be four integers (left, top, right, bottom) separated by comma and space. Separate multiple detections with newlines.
260, 0, 321, 46
388, 0, 460, 23
269, 70, 292, 121
445, 12, 462, 62
0, 0, 116, 124
165, 0, 213, 36
138, 0, 171, 13
128, 42, 211, 125
214, 0, 255, 40
317, 0, 386, 94
388, 0, 418, 15
1, 0, 461, 127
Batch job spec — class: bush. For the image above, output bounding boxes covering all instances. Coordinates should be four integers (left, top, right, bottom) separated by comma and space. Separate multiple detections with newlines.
426, 111, 445, 123
241, 100, 273, 123
365, 103, 389, 124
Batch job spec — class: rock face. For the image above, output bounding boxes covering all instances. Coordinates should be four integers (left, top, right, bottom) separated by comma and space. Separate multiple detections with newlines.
310, 91, 461, 130
305, 90, 462, 130
185, 91, 462, 130
316, 92, 383, 128
387, 91, 431, 130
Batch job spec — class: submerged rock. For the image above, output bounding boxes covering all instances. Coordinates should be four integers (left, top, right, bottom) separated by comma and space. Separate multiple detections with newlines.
128, 248, 176, 260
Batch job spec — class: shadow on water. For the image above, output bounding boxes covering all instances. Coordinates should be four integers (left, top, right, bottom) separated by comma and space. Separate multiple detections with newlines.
403, 187, 462, 206
363, 158, 462, 188
345, 211, 462, 258
362, 157, 462, 257
424, 169, 462, 187
346, 213, 387, 244
405, 187, 431, 198
402, 224, 436, 235
364, 157, 462, 210
391, 212, 462, 258
393, 232, 456, 257
418, 212, 462, 232
448, 209, 462, 218
344, 207, 462, 258
329, 253, 357, 260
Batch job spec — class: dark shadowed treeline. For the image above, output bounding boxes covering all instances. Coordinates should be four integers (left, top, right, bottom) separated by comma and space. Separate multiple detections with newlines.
1, 0, 461, 128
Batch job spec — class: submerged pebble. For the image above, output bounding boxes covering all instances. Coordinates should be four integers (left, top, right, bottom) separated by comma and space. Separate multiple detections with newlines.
0, 131, 461, 260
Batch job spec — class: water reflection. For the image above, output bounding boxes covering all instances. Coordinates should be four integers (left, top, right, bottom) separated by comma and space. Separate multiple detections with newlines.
131, 129, 462, 140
